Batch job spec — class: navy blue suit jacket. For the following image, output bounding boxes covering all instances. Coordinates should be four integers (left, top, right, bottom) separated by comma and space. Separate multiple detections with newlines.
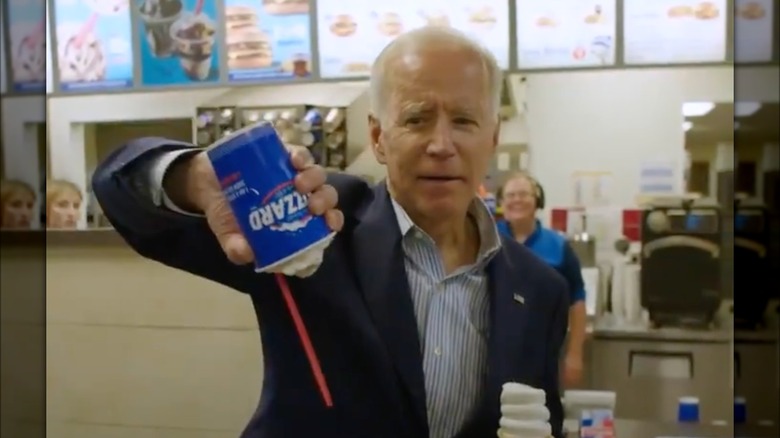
92, 137, 570, 438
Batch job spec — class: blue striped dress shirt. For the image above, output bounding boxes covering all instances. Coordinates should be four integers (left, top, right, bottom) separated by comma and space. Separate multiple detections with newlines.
391, 198, 502, 438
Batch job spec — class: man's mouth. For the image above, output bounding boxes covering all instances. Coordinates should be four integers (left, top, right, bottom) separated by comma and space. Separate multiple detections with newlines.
418, 176, 462, 182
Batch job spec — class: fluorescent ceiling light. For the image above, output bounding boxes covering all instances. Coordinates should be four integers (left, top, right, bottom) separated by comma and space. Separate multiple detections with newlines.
683, 121, 693, 131
682, 102, 715, 117
735, 102, 761, 117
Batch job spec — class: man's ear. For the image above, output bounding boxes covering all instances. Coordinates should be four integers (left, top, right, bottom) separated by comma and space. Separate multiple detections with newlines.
368, 114, 387, 164
491, 119, 501, 152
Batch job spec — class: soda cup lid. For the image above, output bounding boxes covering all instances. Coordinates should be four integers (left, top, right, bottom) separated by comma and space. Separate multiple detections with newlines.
679, 397, 699, 405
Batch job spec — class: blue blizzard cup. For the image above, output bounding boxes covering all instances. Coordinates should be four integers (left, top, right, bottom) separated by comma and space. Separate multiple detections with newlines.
677, 397, 700, 423
207, 122, 335, 273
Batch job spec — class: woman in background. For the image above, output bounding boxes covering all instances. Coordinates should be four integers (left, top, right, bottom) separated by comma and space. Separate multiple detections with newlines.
46, 179, 82, 229
497, 172, 588, 388
0, 179, 36, 229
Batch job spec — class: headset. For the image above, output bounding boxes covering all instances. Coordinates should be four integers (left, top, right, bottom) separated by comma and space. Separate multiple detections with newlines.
497, 172, 546, 210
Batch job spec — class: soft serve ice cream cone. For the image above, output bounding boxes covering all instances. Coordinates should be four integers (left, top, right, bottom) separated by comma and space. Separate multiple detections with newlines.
498, 383, 552, 438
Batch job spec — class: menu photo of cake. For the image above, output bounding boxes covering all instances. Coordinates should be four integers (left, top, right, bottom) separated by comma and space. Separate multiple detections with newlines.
54, 0, 134, 91
224, 0, 312, 82
136, 0, 220, 86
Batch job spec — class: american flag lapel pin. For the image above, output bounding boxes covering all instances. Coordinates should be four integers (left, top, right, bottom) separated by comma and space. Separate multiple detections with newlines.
513, 293, 525, 305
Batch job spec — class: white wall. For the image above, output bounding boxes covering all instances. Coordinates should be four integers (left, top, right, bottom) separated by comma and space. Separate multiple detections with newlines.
46, 88, 229, 187
1, 96, 46, 186
45, 66, 780, 217
525, 66, 742, 210
1, 4, 6, 95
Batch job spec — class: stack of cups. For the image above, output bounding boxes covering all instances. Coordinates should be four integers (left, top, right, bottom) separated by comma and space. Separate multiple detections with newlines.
498, 383, 552, 438
677, 397, 700, 423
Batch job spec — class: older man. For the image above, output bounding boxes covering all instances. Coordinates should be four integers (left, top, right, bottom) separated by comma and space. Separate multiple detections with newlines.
92, 27, 568, 438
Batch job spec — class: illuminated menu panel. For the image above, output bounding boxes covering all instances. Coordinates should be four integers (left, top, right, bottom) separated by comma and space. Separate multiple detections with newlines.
224, 0, 313, 82
316, 0, 509, 79
735, 0, 774, 63
1, 4, 7, 94
46, 5, 52, 93
623, 0, 728, 65
135, 0, 221, 86
5, 0, 46, 92
515, 0, 617, 69
53, 0, 134, 92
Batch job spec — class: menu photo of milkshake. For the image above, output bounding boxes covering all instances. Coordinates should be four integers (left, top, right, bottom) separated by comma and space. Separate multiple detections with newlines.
224, 0, 312, 82
53, 0, 134, 91
136, 0, 220, 86
5, 0, 46, 92
515, 0, 617, 69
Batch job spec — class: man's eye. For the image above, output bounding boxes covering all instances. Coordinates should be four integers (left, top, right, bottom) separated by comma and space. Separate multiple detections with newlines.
453, 117, 475, 125
405, 117, 424, 126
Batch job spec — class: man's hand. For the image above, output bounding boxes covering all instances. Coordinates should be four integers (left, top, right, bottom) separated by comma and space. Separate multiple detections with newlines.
562, 350, 584, 388
166, 146, 344, 265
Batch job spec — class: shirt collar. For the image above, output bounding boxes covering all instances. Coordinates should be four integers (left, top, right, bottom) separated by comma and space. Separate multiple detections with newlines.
501, 218, 544, 246
390, 197, 502, 263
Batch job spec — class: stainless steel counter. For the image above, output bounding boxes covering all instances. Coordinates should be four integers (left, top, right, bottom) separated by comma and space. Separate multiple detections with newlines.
591, 326, 731, 343
565, 420, 779, 438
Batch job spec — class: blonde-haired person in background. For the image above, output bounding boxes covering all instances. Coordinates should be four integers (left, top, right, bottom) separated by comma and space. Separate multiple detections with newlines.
0, 179, 37, 229
497, 172, 588, 388
46, 179, 82, 229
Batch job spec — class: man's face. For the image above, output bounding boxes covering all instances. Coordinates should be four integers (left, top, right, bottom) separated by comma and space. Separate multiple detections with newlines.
500, 177, 537, 223
369, 44, 499, 220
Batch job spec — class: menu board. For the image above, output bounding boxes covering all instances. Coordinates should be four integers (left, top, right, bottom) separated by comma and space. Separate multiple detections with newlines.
5, 0, 46, 92
53, 0, 134, 91
515, 0, 617, 69
45, 6, 53, 93
136, 0, 221, 86
1, 4, 7, 94
735, 0, 775, 63
316, 0, 510, 79
623, 0, 728, 65
224, 0, 313, 82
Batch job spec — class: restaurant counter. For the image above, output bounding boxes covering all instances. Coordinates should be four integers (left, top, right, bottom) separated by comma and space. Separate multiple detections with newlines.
565, 419, 779, 437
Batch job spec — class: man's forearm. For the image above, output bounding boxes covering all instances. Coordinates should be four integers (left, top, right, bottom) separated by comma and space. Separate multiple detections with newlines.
567, 301, 587, 354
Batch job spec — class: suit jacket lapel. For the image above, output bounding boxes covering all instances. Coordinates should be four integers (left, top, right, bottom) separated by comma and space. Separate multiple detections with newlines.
486, 245, 529, 408
350, 182, 428, 429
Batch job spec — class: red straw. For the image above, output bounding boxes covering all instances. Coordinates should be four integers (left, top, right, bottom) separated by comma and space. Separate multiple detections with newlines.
194, 0, 204, 15
73, 13, 99, 48
274, 273, 333, 407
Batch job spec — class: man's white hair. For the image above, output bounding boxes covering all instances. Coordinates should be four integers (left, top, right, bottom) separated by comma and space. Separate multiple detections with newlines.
369, 27, 503, 122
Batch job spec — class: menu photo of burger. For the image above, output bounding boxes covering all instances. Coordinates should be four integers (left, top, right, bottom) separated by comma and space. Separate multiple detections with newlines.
466, 6, 498, 32
224, 0, 312, 82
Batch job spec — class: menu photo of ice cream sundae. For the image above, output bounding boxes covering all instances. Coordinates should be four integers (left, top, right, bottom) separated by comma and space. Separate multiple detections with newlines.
11, 21, 46, 85
137, 0, 220, 85
171, 12, 217, 80
139, 0, 184, 57
57, 22, 108, 83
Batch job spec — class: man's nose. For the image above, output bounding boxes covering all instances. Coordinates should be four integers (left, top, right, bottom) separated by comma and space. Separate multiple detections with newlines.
425, 117, 456, 157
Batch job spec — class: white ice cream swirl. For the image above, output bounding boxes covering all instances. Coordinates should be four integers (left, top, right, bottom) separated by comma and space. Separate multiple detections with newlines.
498, 383, 552, 438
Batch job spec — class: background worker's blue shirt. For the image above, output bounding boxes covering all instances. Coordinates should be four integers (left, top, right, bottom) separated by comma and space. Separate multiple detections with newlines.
497, 219, 586, 305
